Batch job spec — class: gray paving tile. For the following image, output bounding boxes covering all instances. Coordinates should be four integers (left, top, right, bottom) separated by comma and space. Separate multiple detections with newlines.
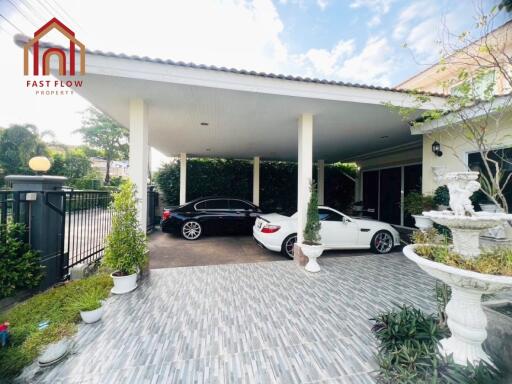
23, 252, 436, 384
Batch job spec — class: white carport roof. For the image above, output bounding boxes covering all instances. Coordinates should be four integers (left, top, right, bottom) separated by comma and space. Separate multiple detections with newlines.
16, 35, 447, 163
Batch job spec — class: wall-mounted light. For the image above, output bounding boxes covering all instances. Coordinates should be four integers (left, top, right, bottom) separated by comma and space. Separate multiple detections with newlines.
28, 156, 51, 173
432, 141, 443, 157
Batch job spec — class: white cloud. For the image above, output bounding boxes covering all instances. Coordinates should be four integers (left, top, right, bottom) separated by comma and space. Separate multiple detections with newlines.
317, 0, 329, 10
301, 40, 355, 76
367, 15, 381, 27
350, 0, 393, 14
337, 37, 395, 86
393, 1, 436, 40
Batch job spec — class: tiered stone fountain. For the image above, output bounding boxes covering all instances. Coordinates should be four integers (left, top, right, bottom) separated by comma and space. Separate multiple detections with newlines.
403, 171, 512, 366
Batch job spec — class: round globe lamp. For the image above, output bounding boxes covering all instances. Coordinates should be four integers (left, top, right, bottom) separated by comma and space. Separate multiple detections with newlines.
29, 156, 52, 173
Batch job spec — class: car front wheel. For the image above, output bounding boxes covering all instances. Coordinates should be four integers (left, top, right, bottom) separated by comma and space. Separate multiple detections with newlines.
370, 230, 394, 254
181, 221, 202, 240
281, 234, 297, 258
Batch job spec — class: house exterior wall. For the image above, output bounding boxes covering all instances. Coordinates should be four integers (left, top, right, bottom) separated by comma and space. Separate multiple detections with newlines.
397, 21, 512, 95
421, 117, 512, 195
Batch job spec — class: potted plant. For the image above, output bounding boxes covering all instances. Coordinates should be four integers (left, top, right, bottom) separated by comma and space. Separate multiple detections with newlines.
301, 182, 323, 273
433, 186, 450, 211
404, 192, 436, 231
72, 287, 106, 324
103, 180, 148, 294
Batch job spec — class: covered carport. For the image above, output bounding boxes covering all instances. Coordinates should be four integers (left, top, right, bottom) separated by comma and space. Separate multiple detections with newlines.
16, 35, 446, 262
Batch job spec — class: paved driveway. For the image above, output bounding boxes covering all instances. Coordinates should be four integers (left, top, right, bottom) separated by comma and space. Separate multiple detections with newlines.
24, 253, 436, 384
149, 232, 289, 268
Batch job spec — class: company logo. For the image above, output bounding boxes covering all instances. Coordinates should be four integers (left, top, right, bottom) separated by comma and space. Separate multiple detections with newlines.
23, 17, 85, 76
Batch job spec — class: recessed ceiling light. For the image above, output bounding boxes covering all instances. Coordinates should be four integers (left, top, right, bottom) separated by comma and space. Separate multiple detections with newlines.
380, 135, 389, 139
200, 122, 209, 126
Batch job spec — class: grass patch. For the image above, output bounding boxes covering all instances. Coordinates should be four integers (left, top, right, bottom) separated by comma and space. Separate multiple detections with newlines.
415, 245, 512, 276
412, 229, 512, 276
0, 273, 112, 380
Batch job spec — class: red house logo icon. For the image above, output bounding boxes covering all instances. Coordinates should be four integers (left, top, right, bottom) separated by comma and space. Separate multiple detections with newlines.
23, 18, 85, 76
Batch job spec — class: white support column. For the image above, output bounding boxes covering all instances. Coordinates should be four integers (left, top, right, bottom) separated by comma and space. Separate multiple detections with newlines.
253, 156, 260, 206
179, 152, 187, 205
129, 98, 148, 231
297, 113, 314, 244
317, 159, 325, 206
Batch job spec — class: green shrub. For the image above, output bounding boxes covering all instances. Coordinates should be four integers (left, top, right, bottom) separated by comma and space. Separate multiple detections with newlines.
371, 305, 499, 383
433, 185, 450, 207
103, 179, 147, 275
154, 158, 356, 214
404, 192, 436, 215
0, 222, 43, 299
0, 273, 112, 379
303, 182, 321, 245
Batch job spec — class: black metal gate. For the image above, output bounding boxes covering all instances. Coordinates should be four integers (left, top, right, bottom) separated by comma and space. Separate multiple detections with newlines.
45, 191, 114, 279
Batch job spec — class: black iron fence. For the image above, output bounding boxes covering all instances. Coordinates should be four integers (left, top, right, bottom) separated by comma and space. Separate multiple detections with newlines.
45, 191, 114, 276
2, 186, 160, 285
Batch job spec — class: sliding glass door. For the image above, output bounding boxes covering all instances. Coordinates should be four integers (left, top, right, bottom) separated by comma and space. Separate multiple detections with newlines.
362, 164, 422, 227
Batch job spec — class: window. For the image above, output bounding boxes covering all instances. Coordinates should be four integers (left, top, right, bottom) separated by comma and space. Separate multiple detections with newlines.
195, 201, 207, 210
318, 208, 344, 222
450, 70, 495, 98
229, 200, 252, 210
207, 199, 230, 209
468, 147, 512, 210
195, 199, 229, 210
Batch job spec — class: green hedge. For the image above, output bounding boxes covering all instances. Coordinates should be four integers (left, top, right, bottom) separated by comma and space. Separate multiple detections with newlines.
155, 158, 356, 214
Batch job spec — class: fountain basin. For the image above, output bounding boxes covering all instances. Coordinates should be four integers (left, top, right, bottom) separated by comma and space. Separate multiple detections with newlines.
423, 211, 512, 258
403, 244, 512, 366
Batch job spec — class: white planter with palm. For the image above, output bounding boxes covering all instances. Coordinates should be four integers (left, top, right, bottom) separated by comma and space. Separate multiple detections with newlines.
103, 180, 148, 294
301, 182, 323, 273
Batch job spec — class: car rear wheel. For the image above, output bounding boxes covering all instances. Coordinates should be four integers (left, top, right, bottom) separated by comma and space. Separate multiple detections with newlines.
182, 221, 202, 240
370, 230, 394, 254
281, 234, 297, 258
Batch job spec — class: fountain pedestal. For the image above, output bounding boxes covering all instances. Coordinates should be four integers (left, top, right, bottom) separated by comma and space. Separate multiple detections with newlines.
441, 287, 489, 365
404, 171, 512, 367
403, 245, 512, 366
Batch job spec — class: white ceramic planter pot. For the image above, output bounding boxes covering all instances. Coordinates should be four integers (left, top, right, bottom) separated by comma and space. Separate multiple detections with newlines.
301, 244, 323, 273
80, 304, 104, 324
412, 215, 433, 231
110, 272, 137, 294
403, 244, 512, 366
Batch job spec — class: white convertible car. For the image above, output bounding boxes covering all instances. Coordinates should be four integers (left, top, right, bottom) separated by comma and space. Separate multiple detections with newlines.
253, 206, 401, 258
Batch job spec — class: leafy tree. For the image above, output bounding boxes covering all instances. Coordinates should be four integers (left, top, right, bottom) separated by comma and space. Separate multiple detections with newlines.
390, 4, 512, 212
49, 148, 93, 181
0, 124, 48, 182
75, 108, 128, 184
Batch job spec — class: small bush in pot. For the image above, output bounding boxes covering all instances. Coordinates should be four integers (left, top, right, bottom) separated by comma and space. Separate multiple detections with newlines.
71, 287, 106, 323
433, 185, 450, 208
301, 182, 323, 272
103, 179, 148, 294
404, 192, 436, 231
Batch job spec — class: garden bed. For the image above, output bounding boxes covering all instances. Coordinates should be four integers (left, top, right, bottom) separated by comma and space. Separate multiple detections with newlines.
0, 273, 112, 380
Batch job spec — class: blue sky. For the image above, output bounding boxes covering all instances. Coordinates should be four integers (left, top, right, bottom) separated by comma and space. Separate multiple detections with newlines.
0, 0, 508, 154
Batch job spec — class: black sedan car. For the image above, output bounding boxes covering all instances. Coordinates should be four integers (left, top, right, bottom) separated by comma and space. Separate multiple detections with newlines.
161, 197, 262, 240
